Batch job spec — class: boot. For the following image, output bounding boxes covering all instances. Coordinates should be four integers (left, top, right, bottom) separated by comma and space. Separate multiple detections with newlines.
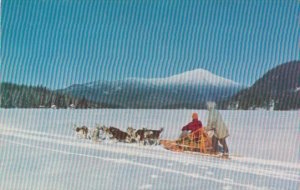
222, 153, 229, 159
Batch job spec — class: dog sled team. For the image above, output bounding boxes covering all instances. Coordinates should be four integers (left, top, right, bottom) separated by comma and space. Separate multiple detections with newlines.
73, 124, 163, 145
74, 102, 230, 158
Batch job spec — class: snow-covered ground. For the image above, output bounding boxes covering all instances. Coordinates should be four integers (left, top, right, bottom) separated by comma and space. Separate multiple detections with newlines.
0, 109, 299, 190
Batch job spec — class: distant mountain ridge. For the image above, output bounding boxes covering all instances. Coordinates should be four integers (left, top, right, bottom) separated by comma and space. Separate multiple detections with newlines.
2, 62, 299, 110
222, 61, 300, 110
60, 69, 243, 109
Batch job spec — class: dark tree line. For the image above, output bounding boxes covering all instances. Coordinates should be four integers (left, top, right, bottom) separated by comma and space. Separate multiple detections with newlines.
0, 83, 101, 109
217, 89, 300, 110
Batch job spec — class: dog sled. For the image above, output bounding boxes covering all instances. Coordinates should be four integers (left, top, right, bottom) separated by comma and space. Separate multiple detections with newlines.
160, 128, 229, 159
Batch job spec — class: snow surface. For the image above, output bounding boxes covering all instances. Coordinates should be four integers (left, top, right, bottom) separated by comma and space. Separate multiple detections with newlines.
0, 109, 299, 190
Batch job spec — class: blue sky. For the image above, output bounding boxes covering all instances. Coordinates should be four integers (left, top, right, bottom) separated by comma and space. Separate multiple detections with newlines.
2, 0, 299, 89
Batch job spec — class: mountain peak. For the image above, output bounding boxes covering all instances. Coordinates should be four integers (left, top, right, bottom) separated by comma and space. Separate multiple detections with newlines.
158, 68, 240, 87
61, 68, 243, 108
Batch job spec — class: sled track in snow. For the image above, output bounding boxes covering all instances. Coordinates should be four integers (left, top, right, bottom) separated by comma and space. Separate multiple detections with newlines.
1, 127, 299, 186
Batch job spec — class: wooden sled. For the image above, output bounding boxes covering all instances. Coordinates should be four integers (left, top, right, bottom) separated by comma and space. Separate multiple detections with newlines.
160, 128, 229, 159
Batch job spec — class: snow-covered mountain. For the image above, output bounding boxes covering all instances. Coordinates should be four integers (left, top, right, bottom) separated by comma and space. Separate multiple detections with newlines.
151, 69, 239, 87
61, 69, 243, 108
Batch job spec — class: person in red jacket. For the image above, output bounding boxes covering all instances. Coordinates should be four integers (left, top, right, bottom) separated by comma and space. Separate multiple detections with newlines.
180, 113, 203, 141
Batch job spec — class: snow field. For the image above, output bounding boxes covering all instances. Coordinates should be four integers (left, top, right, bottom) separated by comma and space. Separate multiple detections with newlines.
0, 109, 299, 189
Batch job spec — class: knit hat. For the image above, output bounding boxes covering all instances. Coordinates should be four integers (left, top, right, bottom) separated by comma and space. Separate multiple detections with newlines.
192, 112, 198, 119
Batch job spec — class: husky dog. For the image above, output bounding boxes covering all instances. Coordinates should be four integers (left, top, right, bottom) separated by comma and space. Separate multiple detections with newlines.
127, 127, 163, 145
127, 127, 149, 144
73, 125, 89, 139
88, 125, 103, 142
101, 126, 132, 143
145, 128, 164, 145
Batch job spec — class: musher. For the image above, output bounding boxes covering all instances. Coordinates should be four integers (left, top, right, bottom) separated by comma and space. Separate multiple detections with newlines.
205, 102, 229, 158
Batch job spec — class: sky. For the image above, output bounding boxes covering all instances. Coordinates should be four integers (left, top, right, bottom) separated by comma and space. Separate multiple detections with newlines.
2, 0, 299, 89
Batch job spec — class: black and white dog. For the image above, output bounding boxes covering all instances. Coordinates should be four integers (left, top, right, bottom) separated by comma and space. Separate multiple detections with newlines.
73, 125, 89, 139
89, 125, 103, 142
127, 127, 163, 145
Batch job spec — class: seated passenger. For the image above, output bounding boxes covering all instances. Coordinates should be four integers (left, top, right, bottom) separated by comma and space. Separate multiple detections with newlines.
180, 113, 203, 141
